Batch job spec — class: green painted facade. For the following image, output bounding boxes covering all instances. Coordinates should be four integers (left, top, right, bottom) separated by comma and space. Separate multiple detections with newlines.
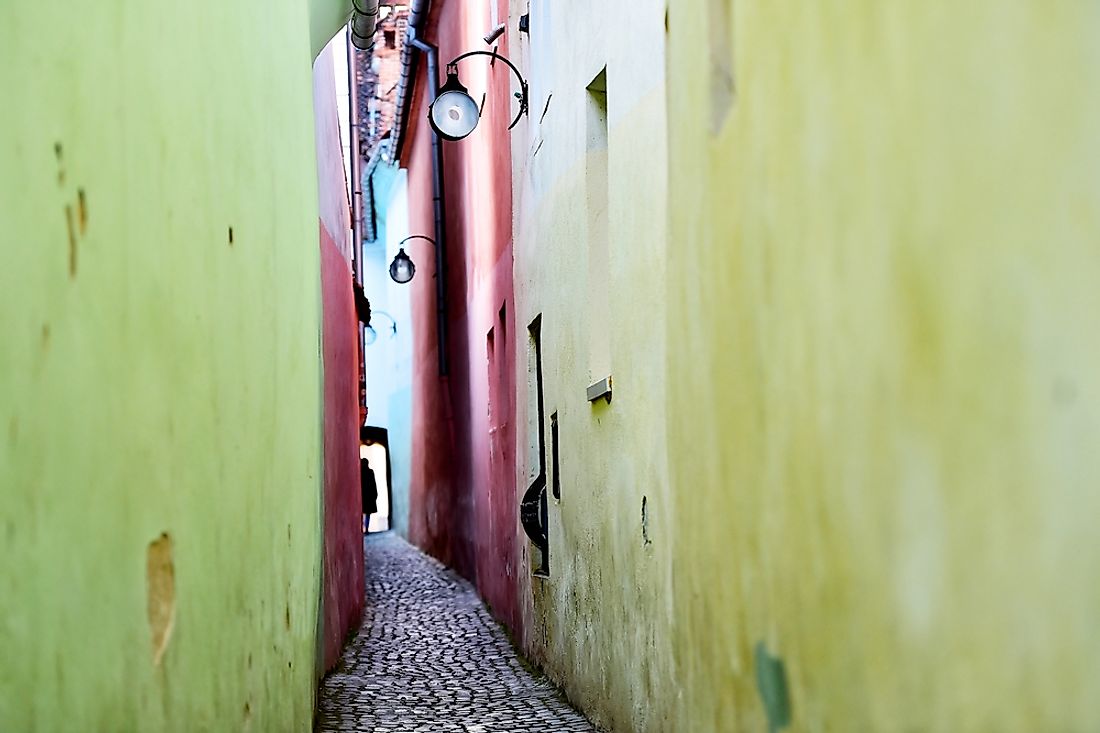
667, 1, 1100, 730
0, 2, 348, 730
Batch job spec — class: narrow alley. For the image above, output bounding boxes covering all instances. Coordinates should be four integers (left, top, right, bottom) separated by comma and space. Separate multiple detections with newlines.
316, 536, 596, 732
6, 0, 1100, 731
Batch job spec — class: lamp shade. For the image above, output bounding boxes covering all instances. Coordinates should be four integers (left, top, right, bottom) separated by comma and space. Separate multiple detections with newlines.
389, 248, 415, 284
429, 72, 480, 141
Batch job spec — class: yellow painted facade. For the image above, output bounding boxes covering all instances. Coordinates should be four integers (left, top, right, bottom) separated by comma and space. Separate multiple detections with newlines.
510, 0, 1100, 730
509, 1, 675, 731
667, 1, 1100, 731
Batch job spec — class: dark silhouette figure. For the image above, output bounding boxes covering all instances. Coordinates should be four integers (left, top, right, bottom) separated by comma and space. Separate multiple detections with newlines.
361, 457, 378, 533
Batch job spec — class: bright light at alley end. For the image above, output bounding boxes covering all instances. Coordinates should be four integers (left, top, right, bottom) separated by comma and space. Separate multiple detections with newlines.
389, 248, 415, 284
428, 71, 480, 141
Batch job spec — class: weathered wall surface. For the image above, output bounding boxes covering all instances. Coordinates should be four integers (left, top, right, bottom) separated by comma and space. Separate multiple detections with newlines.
0, 1, 350, 730
318, 222, 364, 671
666, 1, 1100, 731
314, 39, 365, 673
403, 0, 524, 634
506, 1, 675, 731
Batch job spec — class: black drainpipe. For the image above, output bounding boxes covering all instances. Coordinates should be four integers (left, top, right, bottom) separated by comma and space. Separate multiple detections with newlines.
408, 32, 449, 377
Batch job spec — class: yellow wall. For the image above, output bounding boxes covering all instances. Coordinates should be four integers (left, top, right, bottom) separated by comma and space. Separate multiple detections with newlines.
510, 1, 675, 731
667, 1, 1100, 730
0, 2, 348, 730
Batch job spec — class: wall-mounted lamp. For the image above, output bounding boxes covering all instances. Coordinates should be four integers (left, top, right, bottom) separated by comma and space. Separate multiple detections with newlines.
365, 310, 397, 345
428, 50, 528, 141
388, 235, 436, 284
389, 248, 415, 283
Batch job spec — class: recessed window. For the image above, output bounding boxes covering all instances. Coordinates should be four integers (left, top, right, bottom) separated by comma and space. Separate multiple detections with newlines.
550, 411, 560, 501
522, 316, 549, 575
586, 68, 611, 384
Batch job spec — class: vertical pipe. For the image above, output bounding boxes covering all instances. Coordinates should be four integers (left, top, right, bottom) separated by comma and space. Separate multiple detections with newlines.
410, 35, 449, 377
347, 27, 368, 425
347, 28, 363, 281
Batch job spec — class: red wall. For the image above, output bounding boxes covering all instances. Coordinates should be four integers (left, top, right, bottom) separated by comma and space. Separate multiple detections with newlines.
318, 224, 365, 671
313, 42, 365, 673
404, 0, 524, 635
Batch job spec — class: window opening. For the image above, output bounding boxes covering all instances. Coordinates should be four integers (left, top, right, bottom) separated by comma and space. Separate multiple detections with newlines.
521, 316, 549, 575
586, 68, 611, 385
550, 411, 560, 501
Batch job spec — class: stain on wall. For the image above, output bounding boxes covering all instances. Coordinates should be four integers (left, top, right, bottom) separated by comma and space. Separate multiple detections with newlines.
146, 533, 176, 667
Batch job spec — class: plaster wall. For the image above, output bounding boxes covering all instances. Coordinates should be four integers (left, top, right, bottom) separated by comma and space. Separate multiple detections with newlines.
666, 1, 1100, 730
314, 39, 365, 674
507, 1, 674, 731
403, 0, 524, 633
0, 1, 350, 729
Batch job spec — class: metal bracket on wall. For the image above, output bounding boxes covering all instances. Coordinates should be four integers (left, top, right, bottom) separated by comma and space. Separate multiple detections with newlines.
586, 375, 612, 404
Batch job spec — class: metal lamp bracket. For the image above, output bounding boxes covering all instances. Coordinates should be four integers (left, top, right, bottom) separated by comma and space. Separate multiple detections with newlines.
446, 50, 529, 130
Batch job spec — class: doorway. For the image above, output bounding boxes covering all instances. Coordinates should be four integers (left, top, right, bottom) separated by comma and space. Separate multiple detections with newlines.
360, 426, 392, 533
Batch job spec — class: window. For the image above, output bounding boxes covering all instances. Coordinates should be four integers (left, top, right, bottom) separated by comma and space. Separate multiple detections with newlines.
521, 316, 549, 575
550, 411, 560, 501
586, 69, 611, 384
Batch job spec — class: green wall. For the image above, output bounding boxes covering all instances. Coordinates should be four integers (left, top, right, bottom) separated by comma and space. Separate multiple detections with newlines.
667, 1, 1100, 730
0, 2, 348, 730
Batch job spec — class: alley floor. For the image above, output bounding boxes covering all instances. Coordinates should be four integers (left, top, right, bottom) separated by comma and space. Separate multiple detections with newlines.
315, 533, 598, 733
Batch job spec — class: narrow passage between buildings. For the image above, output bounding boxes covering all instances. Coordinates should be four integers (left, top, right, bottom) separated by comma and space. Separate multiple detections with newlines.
316, 534, 597, 733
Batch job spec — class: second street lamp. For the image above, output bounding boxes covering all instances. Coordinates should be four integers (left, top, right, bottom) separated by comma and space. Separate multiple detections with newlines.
388, 235, 436, 284
389, 248, 415, 284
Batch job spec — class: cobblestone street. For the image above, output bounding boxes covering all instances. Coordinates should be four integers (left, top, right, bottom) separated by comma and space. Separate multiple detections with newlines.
316, 533, 597, 732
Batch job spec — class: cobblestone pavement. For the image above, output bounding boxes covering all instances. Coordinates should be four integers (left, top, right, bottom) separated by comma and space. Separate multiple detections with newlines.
316, 533, 598, 733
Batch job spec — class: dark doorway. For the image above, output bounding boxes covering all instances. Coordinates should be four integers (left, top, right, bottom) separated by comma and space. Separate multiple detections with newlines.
360, 426, 393, 533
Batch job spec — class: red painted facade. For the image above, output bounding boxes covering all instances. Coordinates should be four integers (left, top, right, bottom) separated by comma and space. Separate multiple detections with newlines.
318, 223, 365, 671
314, 43, 365, 673
403, 0, 524, 635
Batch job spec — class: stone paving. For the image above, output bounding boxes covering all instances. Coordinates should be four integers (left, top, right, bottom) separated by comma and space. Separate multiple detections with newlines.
316, 532, 598, 733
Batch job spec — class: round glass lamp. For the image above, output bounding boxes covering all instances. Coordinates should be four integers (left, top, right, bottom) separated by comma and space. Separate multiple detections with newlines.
428, 72, 480, 141
389, 248, 415, 284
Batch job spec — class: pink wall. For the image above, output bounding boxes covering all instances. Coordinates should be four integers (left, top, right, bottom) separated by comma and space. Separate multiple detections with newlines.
318, 224, 364, 671
404, 0, 524, 636
314, 42, 365, 672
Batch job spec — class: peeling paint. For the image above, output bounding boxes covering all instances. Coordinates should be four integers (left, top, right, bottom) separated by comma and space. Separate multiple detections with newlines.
146, 533, 176, 666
